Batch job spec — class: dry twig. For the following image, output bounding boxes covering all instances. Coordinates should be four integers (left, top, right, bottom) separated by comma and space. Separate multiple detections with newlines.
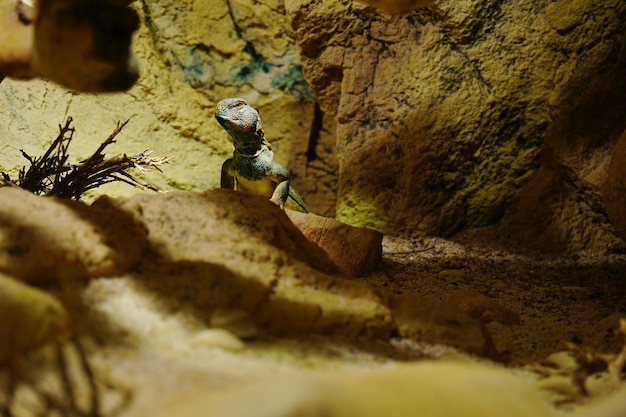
1, 117, 170, 199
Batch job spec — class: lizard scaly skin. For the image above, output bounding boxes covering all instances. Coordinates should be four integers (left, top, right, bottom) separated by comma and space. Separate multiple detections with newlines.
215, 97, 309, 213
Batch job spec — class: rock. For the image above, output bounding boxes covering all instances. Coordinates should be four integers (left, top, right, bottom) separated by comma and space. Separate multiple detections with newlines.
210, 308, 258, 339
389, 293, 496, 357
192, 328, 245, 351
544, 351, 578, 372
285, 0, 626, 252
446, 289, 521, 325
119, 189, 339, 276
0, 0, 32, 78
100, 187, 500, 354
154, 361, 557, 417
584, 372, 612, 398
0, 187, 145, 282
285, 209, 382, 277
438, 269, 466, 281
535, 375, 579, 397
0, 187, 501, 354
0, 271, 70, 360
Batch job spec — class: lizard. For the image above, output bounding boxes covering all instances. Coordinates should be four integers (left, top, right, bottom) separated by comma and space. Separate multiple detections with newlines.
215, 97, 309, 213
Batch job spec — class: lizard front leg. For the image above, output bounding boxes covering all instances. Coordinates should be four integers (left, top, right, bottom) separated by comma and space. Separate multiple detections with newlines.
271, 179, 290, 209
268, 162, 290, 208
220, 158, 235, 189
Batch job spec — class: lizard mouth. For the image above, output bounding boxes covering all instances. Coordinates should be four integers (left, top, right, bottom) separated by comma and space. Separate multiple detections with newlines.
216, 116, 258, 135
215, 113, 231, 128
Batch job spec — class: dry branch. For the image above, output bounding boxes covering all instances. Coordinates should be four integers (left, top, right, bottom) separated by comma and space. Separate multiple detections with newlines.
1, 117, 170, 199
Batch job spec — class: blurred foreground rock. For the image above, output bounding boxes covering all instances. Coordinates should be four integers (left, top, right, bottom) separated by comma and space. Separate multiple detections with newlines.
154, 360, 626, 417
0, 0, 139, 91
0, 187, 145, 282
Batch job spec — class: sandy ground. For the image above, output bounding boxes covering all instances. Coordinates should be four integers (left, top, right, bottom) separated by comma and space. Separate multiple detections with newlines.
373, 235, 626, 364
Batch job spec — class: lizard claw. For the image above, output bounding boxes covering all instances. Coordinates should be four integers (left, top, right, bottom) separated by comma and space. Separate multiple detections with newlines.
270, 198, 285, 210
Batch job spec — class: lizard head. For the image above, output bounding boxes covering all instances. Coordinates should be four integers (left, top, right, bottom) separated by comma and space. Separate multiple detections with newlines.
215, 98, 267, 148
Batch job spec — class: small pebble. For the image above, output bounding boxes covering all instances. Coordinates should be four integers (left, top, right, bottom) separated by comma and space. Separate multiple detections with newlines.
535, 375, 579, 396
193, 329, 245, 351
210, 308, 258, 339
544, 351, 578, 371
584, 372, 611, 398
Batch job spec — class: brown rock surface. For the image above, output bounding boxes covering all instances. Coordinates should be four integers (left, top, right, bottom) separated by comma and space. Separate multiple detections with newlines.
358, 0, 435, 14
0, 271, 70, 360
111, 189, 485, 348
1, 0, 139, 91
0, 0, 32, 77
286, 209, 383, 277
95, 189, 394, 339
0, 189, 623, 415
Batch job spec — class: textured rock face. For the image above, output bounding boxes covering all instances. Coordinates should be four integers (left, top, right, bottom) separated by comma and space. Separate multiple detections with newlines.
285, 0, 626, 251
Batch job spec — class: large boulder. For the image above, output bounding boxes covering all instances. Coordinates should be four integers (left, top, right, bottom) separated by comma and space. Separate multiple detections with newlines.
285, 0, 626, 251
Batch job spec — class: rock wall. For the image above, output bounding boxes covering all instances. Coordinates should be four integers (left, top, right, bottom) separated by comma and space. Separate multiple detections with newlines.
285, 0, 626, 252
0, 0, 338, 215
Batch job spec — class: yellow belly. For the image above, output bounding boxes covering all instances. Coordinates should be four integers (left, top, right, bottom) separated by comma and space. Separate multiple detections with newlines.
235, 176, 276, 199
